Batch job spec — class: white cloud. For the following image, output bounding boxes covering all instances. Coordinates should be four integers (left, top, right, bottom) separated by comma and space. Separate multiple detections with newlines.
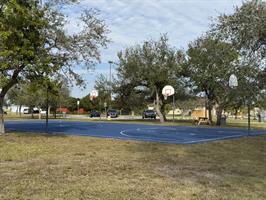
66, 0, 244, 97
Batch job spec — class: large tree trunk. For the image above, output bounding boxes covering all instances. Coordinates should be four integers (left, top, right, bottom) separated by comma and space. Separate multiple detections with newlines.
155, 89, 164, 123
234, 108, 238, 119
208, 102, 213, 123
161, 103, 167, 121
38, 107, 41, 119
31, 110, 34, 119
0, 97, 5, 134
216, 105, 223, 126
19, 105, 22, 117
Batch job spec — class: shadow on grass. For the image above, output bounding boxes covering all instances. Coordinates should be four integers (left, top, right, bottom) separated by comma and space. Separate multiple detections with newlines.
6, 131, 67, 138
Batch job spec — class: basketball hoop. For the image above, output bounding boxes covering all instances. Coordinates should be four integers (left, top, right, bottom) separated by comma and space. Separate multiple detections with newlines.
229, 74, 238, 88
162, 85, 175, 100
90, 89, 99, 101
162, 85, 176, 123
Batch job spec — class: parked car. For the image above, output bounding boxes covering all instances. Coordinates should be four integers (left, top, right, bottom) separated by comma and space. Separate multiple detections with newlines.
40, 110, 47, 115
142, 109, 156, 119
107, 109, 118, 118
23, 108, 30, 114
32, 109, 40, 114
90, 110, 101, 118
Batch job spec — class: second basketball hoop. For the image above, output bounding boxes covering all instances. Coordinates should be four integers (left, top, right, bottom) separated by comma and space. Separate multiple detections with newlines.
90, 89, 99, 100
162, 85, 175, 100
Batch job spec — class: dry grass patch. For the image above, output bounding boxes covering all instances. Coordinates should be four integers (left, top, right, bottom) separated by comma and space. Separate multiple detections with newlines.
0, 133, 266, 200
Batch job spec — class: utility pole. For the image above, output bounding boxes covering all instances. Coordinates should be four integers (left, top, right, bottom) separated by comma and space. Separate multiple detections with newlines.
77, 98, 80, 115
248, 100, 251, 135
108, 61, 113, 107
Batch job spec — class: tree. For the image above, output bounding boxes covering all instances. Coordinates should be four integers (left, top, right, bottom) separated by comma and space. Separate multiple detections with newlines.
7, 77, 71, 118
186, 36, 241, 125
214, 0, 266, 93
116, 35, 186, 122
80, 95, 94, 112
212, 0, 266, 120
214, 0, 266, 59
94, 74, 113, 110
0, 0, 109, 134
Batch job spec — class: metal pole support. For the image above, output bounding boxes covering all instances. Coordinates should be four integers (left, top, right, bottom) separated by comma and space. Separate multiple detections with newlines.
248, 101, 251, 136
172, 95, 175, 123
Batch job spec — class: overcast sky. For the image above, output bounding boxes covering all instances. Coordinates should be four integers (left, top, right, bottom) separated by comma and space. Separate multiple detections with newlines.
67, 0, 244, 98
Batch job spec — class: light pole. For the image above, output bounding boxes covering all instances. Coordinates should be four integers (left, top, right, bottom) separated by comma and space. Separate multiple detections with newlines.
0, 88, 3, 134
77, 98, 80, 115
108, 61, 113, 85
108, 61, 113, 107
46, 85, 52, 133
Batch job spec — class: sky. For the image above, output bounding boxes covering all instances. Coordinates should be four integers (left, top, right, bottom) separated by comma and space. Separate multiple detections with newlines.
66, 0, 244, 98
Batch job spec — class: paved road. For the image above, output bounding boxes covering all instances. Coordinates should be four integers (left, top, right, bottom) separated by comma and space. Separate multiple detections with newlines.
5, 120, 266, 144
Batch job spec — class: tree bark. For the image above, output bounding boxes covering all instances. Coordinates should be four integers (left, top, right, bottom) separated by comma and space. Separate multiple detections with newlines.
19, 105, 22, 117
154, 89, 164, 123
216, 105, 223, 126
208, 102, 213, 123
0, 67, 22, 134
0, 97, 5, 134
38, 107, 41, 119
31, 108, 34, 119
234, 108, 238, 119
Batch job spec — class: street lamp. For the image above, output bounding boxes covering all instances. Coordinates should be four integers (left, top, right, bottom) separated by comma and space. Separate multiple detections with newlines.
108, 61, 113, 106
0, 88, 3, 134
108, 61, 113, 85
77, 98, 80, 115
46, 85, 52, 133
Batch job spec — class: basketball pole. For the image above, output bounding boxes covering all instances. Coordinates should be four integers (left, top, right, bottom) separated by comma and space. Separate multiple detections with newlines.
172, 95, 175, 123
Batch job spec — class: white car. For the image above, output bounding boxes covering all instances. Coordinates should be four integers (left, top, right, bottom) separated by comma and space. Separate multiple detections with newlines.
23, 108, 30, 114
40, 110, 47, 114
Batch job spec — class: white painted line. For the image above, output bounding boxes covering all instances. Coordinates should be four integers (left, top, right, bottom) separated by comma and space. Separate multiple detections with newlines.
182, 134, 245, 144
120, 128, 246, 144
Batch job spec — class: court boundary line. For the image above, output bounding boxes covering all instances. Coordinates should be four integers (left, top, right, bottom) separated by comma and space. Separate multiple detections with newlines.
120, 128, 246, 144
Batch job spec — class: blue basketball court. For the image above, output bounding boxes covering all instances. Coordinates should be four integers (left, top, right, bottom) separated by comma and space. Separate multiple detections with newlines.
5, 120, 266, 144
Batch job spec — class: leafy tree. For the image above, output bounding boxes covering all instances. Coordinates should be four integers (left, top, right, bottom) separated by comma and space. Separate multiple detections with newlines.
186, 36, 241, 125
80, 95, 94, 112
214, 0, 266, 95
116, 35, 186, 122
7, 77, 71, 118
186, 33, 264, 125
214, 0, 266, 59
0, 0, 109, 134
94, 74, 112, 110
61, 97, 74, 112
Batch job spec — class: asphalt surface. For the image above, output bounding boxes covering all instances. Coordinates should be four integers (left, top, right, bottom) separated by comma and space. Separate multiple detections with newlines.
5, 120, 266, 144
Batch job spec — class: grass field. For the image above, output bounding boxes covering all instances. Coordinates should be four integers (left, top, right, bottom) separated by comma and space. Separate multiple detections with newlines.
0, 133, 266, 200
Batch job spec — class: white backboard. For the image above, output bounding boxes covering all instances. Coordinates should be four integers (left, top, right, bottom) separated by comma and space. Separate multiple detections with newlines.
90, 90, 99, 98
162, 85, 175, 96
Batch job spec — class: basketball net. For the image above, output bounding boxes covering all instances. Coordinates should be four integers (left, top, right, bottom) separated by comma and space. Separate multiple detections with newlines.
163, 91, 171, 100
90, 95, 96, 101
90, 91, 97, 101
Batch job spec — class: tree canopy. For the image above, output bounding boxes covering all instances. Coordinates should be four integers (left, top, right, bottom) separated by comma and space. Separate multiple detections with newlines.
116, 35, 187, 122
214, 0, 266, 59
0, 0, 109, 133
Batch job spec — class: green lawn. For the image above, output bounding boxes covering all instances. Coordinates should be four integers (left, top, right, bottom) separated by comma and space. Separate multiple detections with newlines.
0, 133, 266, 199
